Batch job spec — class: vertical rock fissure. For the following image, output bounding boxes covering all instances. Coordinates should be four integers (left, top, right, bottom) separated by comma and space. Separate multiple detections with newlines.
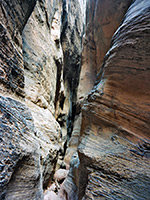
60, 0, 85, 156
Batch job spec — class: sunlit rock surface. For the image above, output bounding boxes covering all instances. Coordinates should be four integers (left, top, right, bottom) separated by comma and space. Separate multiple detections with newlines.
23, 0, 64, 188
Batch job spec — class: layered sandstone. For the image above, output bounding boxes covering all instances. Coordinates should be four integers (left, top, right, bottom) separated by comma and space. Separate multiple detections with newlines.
0, 1, 43, 199
0, 0, 64, 198
0, 0, 36, 97
78, 0, 132, 98
65, 0, 133, 173
76, 0, 150, 199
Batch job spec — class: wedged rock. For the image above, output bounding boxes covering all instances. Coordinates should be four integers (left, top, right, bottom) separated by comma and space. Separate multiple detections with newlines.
0, 96, 43, 200
78, 0, 132, 98
54, 169, 69, 183
75, 0, 150, 199
48, 183, 57, 192
57, 153, 80, 200
64, 113, 82, 165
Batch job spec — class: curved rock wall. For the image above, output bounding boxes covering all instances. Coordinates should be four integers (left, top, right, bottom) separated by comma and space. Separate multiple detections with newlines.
76, 0, 150, 199
78, 0, 132, 98
0, 0, 44, 199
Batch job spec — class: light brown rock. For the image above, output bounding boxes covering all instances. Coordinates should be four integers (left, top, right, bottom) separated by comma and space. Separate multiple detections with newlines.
22, 0, 65, 188
48, 183, 57, 192
78, 0, 132, 98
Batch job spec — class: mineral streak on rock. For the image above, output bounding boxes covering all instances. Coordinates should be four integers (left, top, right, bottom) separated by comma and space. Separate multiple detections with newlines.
61, 0, 85, 148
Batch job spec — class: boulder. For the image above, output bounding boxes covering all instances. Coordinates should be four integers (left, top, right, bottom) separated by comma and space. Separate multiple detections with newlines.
54, 169, 69, 182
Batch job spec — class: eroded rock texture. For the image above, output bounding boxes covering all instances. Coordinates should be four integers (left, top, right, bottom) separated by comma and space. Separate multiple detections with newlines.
1, 0, 150, 199
0, 0, 44, 199
75, 0, 150, 199
23, 0, 63, 187
0, 96, 43, 200
78, 0, 132, 98
0, 0, 64, 198
0, 0, 36, 97
0, 0, 85, 199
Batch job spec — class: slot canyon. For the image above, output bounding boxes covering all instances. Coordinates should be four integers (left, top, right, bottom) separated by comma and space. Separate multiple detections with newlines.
0, 0, 150, 199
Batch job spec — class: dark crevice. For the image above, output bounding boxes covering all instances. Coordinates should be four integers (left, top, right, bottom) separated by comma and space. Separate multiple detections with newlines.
54, 58, 63, 110
60, 0, 84, 157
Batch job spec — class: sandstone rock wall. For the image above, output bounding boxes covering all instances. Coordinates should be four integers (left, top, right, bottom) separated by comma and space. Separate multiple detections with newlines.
0, 0, 85, 199
78, 0, 132, 98
1, 0, 150, 200
0, 0, 64, 198
0, 0, 44, 199
75, 0, 150, 199
23, 0, 64, 188
0, 0, 36, 97
63, 0, 134, 190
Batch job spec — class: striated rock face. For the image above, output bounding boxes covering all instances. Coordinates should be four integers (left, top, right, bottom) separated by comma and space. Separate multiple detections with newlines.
0, 0, 64, 198
0, 0, 36, 97
78, 0, 132, 98
0, 96, 43, 199
0, 0, 44, 199
75, 0, 150, 199
23, 0, 63, 115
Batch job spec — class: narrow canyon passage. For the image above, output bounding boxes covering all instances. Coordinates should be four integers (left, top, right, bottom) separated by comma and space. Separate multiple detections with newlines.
0, 0, 150, 200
